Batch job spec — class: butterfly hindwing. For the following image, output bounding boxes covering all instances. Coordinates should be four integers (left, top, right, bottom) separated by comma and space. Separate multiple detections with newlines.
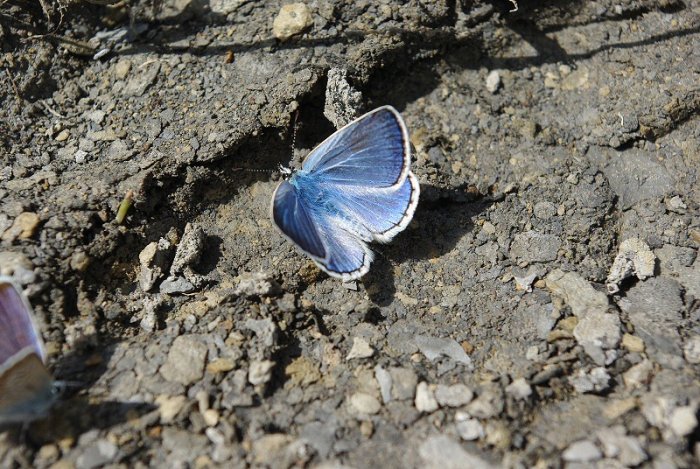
0, 349, 55, 425
0, 278, 55, 425
324, 172, 420, 243
302, 106, 410, 189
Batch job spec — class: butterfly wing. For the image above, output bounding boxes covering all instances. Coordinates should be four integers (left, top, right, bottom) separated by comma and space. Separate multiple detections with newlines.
315, 221, 373, 281
271, 180, 372, 280
0, 278, 46, 368
271, 181, 327, 261
0, 349, 56, 425
0, 278, 54, 425
325, 172, 420, 243
302, 106, 410, 189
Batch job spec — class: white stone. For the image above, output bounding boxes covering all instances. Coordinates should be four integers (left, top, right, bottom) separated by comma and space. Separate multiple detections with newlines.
156, 395, 186, 423
248, 360, 275, 385
374, 365, 392, 403
505, 378, 532, 400
415, 382, 438, 412
574, 311, 621, 349
485, 70, 501, 93
606, 238, 656, 294
272, 3, 313, 41
623, 360, 653, 389
562, 440, 602, 462
347, 337, 374, 360
455, 412, 485, 441
596, 427, 647, 467
670, 405, 698, 437
683, 335, 700, 364
570, 367, 611, 394
349, 392, 381, 415
434, 384, 474, 407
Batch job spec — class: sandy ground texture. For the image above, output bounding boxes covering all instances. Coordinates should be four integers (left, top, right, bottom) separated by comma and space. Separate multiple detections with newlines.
1, 0, 699, 467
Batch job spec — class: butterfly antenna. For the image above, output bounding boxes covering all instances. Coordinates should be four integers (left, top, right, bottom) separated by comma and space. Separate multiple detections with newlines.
233, 168, 276, 174
290, 108, 300, 158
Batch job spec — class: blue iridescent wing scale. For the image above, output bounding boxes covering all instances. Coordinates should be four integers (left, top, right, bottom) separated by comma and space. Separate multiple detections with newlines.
313, 217, 374, 280
302, 106, 410, 189
326, 173, 420, 243
271, 181, 374, 280
270, 181, 326, 260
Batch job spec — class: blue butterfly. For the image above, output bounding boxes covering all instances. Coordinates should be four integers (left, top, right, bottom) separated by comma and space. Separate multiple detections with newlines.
271, 106, 420, 280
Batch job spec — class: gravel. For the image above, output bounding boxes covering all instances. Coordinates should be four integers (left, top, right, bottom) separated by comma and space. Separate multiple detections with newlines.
1, 1, 698, 467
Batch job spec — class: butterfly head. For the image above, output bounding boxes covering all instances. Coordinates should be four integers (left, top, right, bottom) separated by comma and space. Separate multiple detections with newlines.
278, 165, 294, 180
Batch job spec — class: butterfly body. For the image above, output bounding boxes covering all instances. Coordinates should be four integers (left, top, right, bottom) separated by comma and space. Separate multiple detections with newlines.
271, 106, 419, 280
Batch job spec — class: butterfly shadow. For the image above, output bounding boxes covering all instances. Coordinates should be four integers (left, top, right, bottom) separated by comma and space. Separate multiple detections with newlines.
23, 399, 156, 447
362, 183, 493, 307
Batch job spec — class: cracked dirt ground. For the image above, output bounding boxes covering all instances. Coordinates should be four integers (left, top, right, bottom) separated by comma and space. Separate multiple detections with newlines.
0, 0, 699, 467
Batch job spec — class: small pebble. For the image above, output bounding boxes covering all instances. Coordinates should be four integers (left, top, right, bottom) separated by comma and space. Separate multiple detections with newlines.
623, 360, 653, 389
248, 360, 275, 385
235, 272, 281, 297
455, 412, 485, 441
160, 335, 208, 385
207, 357, 236, 374
434, 383, 474, 407
570, 367, 611, 394
670, 406, 698, 437
621, 333, 645, 353
683, 335, 700, 364
1, 212, 40, 241
486, 70, 501, 93
347, 337, 374, 360
156, 395, 187, 423
505, 378, 532, 400
415, 382, 438, 412
563, 440, 602, 462
114, 60, 131, 80
374, 365, 392, 403
272, 3, 313, 40
202, 409, 219, 427
350, 392, 381, 415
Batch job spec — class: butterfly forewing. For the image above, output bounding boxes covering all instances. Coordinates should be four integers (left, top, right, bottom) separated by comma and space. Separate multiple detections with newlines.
0, 280, 45, 367
302, 106, 410, 188
271, 181, 327, 259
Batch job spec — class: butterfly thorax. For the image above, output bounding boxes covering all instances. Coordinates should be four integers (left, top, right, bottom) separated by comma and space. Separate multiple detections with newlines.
289, 171, 344, 217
